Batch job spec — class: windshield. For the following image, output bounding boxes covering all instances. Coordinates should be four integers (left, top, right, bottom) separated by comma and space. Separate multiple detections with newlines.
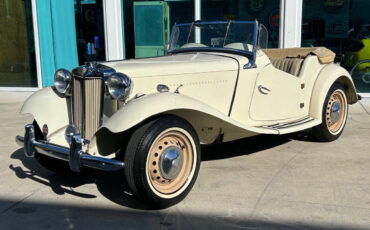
168, 21, 258, 56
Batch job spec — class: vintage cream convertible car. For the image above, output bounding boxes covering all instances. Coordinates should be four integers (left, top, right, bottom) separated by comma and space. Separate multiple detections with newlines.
16, 21, 359, 208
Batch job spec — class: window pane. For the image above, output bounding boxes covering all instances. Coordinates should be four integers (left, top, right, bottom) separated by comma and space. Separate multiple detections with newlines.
202, 0, 280, 48
74, 0, 106, 65
0, 0, 37, 87
301, 0, 370, 93
134, 5, 164, 46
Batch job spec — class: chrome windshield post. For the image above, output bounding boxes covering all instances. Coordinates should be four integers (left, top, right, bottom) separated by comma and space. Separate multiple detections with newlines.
244, 61, 257, 69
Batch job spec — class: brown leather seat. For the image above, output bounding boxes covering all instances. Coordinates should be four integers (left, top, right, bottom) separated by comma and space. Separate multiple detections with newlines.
270, 58, 304, 76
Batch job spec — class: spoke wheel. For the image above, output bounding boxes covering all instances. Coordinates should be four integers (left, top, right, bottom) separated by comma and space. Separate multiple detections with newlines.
147, 130, 193, 194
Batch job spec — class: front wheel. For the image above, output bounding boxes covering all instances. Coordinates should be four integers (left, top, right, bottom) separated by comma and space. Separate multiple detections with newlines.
312, 83, 348, 142
124, 116, 201, 208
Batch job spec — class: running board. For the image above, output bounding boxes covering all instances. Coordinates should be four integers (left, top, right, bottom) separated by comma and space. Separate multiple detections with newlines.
258, 117, 321, 134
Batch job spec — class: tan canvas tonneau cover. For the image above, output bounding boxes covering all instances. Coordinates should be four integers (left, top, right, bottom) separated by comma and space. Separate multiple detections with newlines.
263, 47, 336, 64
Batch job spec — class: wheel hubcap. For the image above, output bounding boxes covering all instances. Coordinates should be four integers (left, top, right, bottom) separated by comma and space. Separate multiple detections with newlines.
326, 90, 346, 133
330, 101, 341, 124
160, 146, 183, 180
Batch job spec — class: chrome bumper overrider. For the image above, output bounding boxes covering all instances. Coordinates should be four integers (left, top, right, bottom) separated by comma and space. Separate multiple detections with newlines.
16, 124, 124, 172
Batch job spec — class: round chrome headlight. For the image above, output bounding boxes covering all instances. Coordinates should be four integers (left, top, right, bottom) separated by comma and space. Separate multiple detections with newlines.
106, 73, 132, 101
54, 69, 72, 96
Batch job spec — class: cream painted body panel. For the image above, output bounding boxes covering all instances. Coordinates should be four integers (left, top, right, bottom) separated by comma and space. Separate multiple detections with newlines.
124, 70, 237, 114
298, 56, 327, 115
248, 55, 327, 123
20, 87, 70, 147
249, 64, 304, 121
228, 50, 270, 125
244, 54, 334, 127
104, 52, 242, 115
98, 92, 279, 141
229, 52, 326, 127
103, 53, 241, 78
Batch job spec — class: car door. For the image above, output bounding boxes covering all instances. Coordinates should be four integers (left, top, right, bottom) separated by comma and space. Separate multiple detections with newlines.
249, 64, 305, 121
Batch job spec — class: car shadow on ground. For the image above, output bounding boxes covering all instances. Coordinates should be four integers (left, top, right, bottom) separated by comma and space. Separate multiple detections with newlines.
201, 134, 292, 161
9, 148, 149, 210
9, 133, 314, 210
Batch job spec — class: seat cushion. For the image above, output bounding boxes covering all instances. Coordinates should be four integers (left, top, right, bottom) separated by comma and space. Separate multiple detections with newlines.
270, 58, 304, 76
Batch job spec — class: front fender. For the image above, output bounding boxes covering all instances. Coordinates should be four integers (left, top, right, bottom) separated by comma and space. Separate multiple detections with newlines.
99, 93, 278, 144
20, 87, 69, 136
309, 64, 358, 120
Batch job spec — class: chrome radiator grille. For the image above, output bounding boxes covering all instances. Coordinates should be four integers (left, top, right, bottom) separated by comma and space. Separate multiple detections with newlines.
73, 77, 83, 134
72, 75, 104, 140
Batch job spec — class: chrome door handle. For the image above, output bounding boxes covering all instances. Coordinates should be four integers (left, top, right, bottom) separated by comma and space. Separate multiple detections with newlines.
258, 85, 271, 95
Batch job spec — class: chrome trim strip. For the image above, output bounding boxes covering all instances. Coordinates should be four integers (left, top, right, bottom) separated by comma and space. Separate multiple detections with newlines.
268, 117, 314, 129
277, 118, 314, 129
81, 77, 86, 137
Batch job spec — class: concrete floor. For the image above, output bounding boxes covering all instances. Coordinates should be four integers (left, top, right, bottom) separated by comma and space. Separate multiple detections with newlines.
1, 92, 370, 230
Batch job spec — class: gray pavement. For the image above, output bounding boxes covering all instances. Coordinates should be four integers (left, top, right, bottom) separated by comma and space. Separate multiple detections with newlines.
0, 92, 370, 229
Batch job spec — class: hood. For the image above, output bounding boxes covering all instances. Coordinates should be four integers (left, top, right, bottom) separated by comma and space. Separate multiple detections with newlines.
102, 52, 241, 78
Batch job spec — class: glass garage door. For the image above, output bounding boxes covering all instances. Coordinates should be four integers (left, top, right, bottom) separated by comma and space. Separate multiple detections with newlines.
202, 0, 281, 48
301, 0, 370, 93
0, 0, 37, 88
74, 0, 106, 65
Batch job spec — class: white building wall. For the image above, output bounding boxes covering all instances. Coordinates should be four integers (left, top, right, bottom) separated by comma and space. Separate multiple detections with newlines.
103, 0, 124, 61
279, 0, 303, 48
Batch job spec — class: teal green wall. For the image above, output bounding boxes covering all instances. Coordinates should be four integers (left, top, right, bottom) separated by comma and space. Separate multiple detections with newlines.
37, 0, 78, 87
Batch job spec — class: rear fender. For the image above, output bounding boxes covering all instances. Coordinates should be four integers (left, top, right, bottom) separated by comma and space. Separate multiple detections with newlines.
309, 64, 358, 120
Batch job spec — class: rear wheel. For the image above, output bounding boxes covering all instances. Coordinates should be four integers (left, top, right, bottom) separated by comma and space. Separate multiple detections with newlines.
124, 116, 200, 208
312, 83, 348, 142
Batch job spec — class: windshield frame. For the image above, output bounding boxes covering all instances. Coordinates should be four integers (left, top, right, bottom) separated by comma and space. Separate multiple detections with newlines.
167, 20, 259, 61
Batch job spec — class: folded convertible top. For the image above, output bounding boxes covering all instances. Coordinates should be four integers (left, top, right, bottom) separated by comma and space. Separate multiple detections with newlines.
262, 47, 336, 64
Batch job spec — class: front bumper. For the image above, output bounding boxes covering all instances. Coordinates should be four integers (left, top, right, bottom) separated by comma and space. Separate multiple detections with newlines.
16, 124, 124, 172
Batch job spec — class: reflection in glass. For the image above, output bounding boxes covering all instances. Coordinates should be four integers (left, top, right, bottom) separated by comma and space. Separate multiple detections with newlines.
201, 0, 280, 48
74, 0, 106, 65
350, 60, 370, 93
0, 0, 37, 87
169, 21, 257, 53
301, 0, 370, 93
